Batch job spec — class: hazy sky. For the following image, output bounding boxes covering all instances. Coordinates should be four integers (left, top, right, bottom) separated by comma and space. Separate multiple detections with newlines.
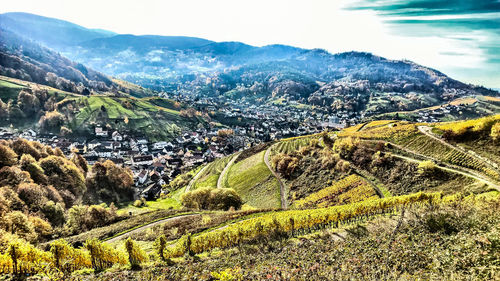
2, 0, 499, 88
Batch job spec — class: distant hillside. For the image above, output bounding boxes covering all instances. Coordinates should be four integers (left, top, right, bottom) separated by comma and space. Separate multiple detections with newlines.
0, 76, 206, 141
0, 29, 153, 97
0, 12, 116, 47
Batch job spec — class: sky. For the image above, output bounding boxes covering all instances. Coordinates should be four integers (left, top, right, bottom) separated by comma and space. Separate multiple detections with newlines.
1, 0, 499, 88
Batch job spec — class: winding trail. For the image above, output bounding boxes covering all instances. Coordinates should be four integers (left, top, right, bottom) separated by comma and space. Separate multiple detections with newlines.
106, 214, 199, 244
418, 125, 500, 171
361, 138, 500, 190
217, 154, 239, 189
185, 164, 209, 193
265, 145, 288, 209
391, 153, 500, 191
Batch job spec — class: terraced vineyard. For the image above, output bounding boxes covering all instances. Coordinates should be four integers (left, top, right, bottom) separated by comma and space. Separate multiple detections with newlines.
163, 192, 448, 259
294, 174, 379, 208
272, 135, 323, 155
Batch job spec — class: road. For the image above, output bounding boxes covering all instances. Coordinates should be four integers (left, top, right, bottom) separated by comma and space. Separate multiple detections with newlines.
106, 214, 199, 244
264, 146, 288, 210
217, 154, 239, 189
185, 164, 209, 193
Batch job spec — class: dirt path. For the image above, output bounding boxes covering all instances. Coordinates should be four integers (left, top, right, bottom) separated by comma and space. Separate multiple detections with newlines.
351, 167, 386, 198
217, 154, 239, 189
391, 153, 500, 191
185, 164, 209, 193
265, 146, 288, 209
418, 125, 500, 171
106, 214, 199, 244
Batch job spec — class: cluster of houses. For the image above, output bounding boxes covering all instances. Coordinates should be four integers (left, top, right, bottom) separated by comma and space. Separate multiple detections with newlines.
414, 104, 467, 123
0, 124, 259, 200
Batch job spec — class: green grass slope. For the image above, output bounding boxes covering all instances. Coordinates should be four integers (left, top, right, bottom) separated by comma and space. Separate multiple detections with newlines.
226, 150, 281, 209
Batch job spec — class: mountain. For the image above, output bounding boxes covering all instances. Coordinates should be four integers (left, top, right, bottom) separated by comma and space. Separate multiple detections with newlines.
0, 28, 153, 97
1, 12, 498, 120
0, 12, 116, 48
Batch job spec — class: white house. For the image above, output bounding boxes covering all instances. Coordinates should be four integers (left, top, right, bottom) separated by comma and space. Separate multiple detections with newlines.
95, 127, 108, 137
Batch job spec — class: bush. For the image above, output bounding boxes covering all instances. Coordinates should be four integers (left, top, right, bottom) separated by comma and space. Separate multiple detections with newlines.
418, 160, 437, 175
491, 122, 500, 142
181, 187, 242, 210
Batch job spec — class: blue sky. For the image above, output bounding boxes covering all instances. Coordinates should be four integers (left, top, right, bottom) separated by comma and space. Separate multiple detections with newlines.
2, 0, 499, 88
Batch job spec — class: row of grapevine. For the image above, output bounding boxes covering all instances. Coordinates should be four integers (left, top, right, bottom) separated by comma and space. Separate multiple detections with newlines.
0, 238, 129, 276
273, 137, 316, 155
160, 192, 442, 258
338, 123, 418, 143
0, 240, 51, 275
400, 134, 500, 179
294, 174, 378, 208
362, 120, 397, 130
436, 114, 500, 133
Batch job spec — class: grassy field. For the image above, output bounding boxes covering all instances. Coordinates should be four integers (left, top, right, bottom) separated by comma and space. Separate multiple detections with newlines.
67, 95, 202, 141
192, 156, 232, 190
0, 79, 27, 102
226, 151, 281, 209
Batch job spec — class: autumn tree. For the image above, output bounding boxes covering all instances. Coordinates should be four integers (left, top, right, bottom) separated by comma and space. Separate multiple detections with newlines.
17, 183, 47, 211
85, 160, 134, 203
20, 154, 47, 184
39, 155, 86, 206
39, 110, 65, 133
0, 144, 17, 168
71, 152, 88, 176
17, 90, 41, 118
11, 139, 41, 160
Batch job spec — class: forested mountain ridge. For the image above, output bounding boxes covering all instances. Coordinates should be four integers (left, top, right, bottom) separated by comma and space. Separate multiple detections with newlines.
0, 29, 153, 97
1, 12, 498, 119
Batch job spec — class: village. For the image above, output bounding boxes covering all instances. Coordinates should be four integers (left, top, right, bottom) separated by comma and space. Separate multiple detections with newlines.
0, 98, 349, 201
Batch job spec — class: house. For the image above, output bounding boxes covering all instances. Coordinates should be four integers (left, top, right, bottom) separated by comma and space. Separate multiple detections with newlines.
112, 131, 123, 142
83, 154, 99, 165
132, 155, 154, 165
153, 141, 168, 150
95, 127, 108, 137
141, 183, 162, 200
135, 170, 148, 186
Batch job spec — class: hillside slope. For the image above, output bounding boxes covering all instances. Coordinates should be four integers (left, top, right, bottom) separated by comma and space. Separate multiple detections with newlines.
0, 76, 205, 141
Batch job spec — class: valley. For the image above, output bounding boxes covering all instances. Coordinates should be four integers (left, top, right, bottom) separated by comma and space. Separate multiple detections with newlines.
0, 9, 499, 281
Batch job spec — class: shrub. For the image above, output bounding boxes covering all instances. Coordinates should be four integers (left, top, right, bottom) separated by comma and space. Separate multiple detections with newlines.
418, 160, 437, 175
125, 238, 148, 269
181, 187, 242, 210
